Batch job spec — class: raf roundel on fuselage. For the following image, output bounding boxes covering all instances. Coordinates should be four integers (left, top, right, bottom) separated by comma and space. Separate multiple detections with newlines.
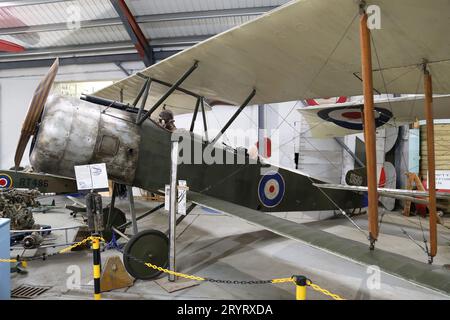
258, 171, 285, 208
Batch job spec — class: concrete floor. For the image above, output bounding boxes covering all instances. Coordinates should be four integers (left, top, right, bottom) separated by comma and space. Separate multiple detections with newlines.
9, 195, 450, 300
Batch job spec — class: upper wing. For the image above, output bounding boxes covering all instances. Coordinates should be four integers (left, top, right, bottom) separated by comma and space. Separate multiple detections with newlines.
298, 94, 450, 138
93, 0, 450, 116
188, 191, 450, 294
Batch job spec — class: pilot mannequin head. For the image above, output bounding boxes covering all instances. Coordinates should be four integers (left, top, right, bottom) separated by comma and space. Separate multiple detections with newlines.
158, 109, 176, 131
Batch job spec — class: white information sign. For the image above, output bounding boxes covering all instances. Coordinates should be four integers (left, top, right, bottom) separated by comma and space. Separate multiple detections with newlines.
427, 170, 450, 190
74, 163, 109, 190
178, 180, 188, 215
164, 181, 189, 214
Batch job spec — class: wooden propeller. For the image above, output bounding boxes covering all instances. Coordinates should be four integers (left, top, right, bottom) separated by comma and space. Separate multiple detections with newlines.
14, 58, 59, 168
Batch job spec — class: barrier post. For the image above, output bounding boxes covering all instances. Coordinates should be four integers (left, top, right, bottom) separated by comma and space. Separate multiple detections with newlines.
92, 235, 101, 300
168, 136, 179, 282
292, 275, 307, 300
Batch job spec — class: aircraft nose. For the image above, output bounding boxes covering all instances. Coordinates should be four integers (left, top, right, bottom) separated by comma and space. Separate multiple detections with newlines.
14, 58, 59, 169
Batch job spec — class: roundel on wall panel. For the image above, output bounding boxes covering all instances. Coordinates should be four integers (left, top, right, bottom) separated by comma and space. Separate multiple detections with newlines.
317, 106, 393, 130
258, 171, 285, 208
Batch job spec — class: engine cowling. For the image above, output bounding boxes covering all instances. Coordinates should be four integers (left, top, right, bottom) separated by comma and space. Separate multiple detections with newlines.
30, 95, 141, 185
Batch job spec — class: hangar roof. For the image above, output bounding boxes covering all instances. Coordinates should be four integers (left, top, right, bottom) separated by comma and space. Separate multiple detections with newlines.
0, 0, 289, 69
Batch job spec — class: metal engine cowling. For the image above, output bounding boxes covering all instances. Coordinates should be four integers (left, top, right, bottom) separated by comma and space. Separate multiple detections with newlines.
30, 95, 141, 185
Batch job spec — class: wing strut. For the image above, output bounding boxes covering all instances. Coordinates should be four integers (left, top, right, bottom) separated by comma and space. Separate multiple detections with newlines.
132, 77, 150, 107
209, 89, 256, 147
359, 4, 379, 249
423, 63, 438, 263
137, 61, 199, 125
136, 79, 152, 123
201, 98, 209, 141
189, 97, 201, 132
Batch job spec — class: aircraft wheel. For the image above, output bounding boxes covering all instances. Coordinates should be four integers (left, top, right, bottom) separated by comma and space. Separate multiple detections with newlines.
102, 207, 127, 242
123, 229, 169, 280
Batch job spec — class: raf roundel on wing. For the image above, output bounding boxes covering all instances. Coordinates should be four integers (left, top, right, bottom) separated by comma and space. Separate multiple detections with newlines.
317, 106, 393, 130
0, 173, 13, 189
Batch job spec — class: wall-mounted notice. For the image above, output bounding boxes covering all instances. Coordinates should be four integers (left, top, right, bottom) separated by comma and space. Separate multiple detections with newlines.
428, 170, 450, 190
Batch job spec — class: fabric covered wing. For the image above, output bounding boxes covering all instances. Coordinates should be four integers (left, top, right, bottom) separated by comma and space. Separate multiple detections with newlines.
313, 183, 450, 210
298, 95, 450, 138
188, 191, 450, 294
93, 0, 450, 116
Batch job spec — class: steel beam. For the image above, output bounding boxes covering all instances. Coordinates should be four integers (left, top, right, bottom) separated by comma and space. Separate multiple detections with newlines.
0, 51, 180, 70
110, 0, 154, 66
0, 37, 208, 59
0, 41, 135, 58
0, 7, 277, 35
0, 0, 66, 7
115, 62, 131, 76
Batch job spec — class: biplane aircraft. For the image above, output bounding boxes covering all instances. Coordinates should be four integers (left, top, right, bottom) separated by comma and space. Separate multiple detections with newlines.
7, 0, 450, 294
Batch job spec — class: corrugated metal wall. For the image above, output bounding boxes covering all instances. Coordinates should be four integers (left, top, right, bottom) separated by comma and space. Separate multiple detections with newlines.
0, 0, 289, 49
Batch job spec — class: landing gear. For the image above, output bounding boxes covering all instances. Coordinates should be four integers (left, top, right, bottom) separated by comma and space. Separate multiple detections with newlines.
102, 207, 127, 242
123, 229, 169, 280
369, 236, 376, 251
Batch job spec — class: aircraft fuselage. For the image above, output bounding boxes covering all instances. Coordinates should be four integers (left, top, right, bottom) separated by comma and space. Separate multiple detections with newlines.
30, 95, 363, 212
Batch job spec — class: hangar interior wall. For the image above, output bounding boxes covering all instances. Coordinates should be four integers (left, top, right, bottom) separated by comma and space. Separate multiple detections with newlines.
420, 121, 450, 180
0, 78, 40, 169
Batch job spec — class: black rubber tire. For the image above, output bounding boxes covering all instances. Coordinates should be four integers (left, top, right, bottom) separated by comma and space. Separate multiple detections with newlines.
123, 229, 169, 280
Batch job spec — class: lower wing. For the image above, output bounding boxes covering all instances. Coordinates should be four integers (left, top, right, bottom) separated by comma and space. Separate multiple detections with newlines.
188, 191, 450, 295
313, 183, 450, 210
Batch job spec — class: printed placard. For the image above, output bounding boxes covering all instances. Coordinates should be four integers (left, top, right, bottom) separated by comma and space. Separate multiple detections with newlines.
74, 163, 109, 190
